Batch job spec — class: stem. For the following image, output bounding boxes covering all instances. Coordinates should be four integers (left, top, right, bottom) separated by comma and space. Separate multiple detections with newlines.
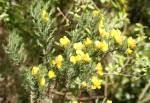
49, 88, 104, 101
137, 83, 150, 103
104, 76, 108, 98
30, 91, 34, 103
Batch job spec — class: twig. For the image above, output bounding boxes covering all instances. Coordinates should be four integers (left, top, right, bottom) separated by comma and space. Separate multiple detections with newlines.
56, 7, 69, 23
120, 57, 133, 72
104, 73, 147, 78
104, 76, 108, 98
102, 97, 107, 103
137, 83, 150, 103
30, 91, 34, 103
138, 94, 150, 103
77, 95, 104, 101
91, 0, 99, 9
49, 88, 104, 101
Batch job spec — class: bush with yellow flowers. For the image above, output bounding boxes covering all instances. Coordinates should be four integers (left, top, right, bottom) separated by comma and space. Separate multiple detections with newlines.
1, 0, 150, 103
24, 1, 150, 103
27, 1, 147, 102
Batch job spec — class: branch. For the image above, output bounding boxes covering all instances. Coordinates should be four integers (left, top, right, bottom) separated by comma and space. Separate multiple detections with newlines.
137, 83, 150, 102
104, 73, 147, 78
49, 88, 104, 101
104, 76, 108, 97
30, 91, 34, 103
120, 57, 133, 72
138, 94, 150, 103
56, 7, 69, 23
91, 0, 99, 9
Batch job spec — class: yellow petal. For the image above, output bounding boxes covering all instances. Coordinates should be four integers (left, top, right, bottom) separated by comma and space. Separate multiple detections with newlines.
39, 77, 45, 87
31, 66, 39, 75
128, 37, 136, 49
70, 56, 77, 64
48, 70, 56, 79
73, 42, 84, 50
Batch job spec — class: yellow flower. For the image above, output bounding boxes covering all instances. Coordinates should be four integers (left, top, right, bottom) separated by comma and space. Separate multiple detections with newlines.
95, 40, 109, 52
126, 48, 133, 55
110, 29, 117, 37
31, 66, 39, 75
75, 55, 82, 61
70, 52, 91, 64
99, 28, 109, 37
39, 77, 45, 87
99, 41, 108, 52
59, 36, 70, 47
98, 18, 109, 37
96, 63, 103, 76
99, 19, 104, 29
53, 55, 63, 69
73, 42, 84, 50
91, 76, 102, 89
95, 40, 101, 49
92, 10, 99, 17
82, 53, 91, 62
70, 56, 77, 64
106, 100, 112, 103
70, 54, 82, 64
41, 10, 49, 22
81, 81, 87, 88
48, 70, 56, 79
56, 62, 62, 69
115, 35, 123, 45
84, 37, 92, 46
128, 37, 136, 49
76, 50, 84, 55
56, 55, 63, 62
111, 29, 123, 45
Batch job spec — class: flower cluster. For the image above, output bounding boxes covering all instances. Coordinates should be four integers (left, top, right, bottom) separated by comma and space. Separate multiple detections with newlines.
98, 18, 137, 55
31, 15, 137, 90
58, 36, 105, 89
111, 29, 124, 45
91, 76, 102, 89
70, 51, 91, 64
31, 66, 46, 87
31, 65, 57, 87
95, 40, 108, 52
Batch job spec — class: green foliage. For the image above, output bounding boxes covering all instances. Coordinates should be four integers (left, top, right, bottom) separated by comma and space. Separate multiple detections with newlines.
3, 30, 25, 64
